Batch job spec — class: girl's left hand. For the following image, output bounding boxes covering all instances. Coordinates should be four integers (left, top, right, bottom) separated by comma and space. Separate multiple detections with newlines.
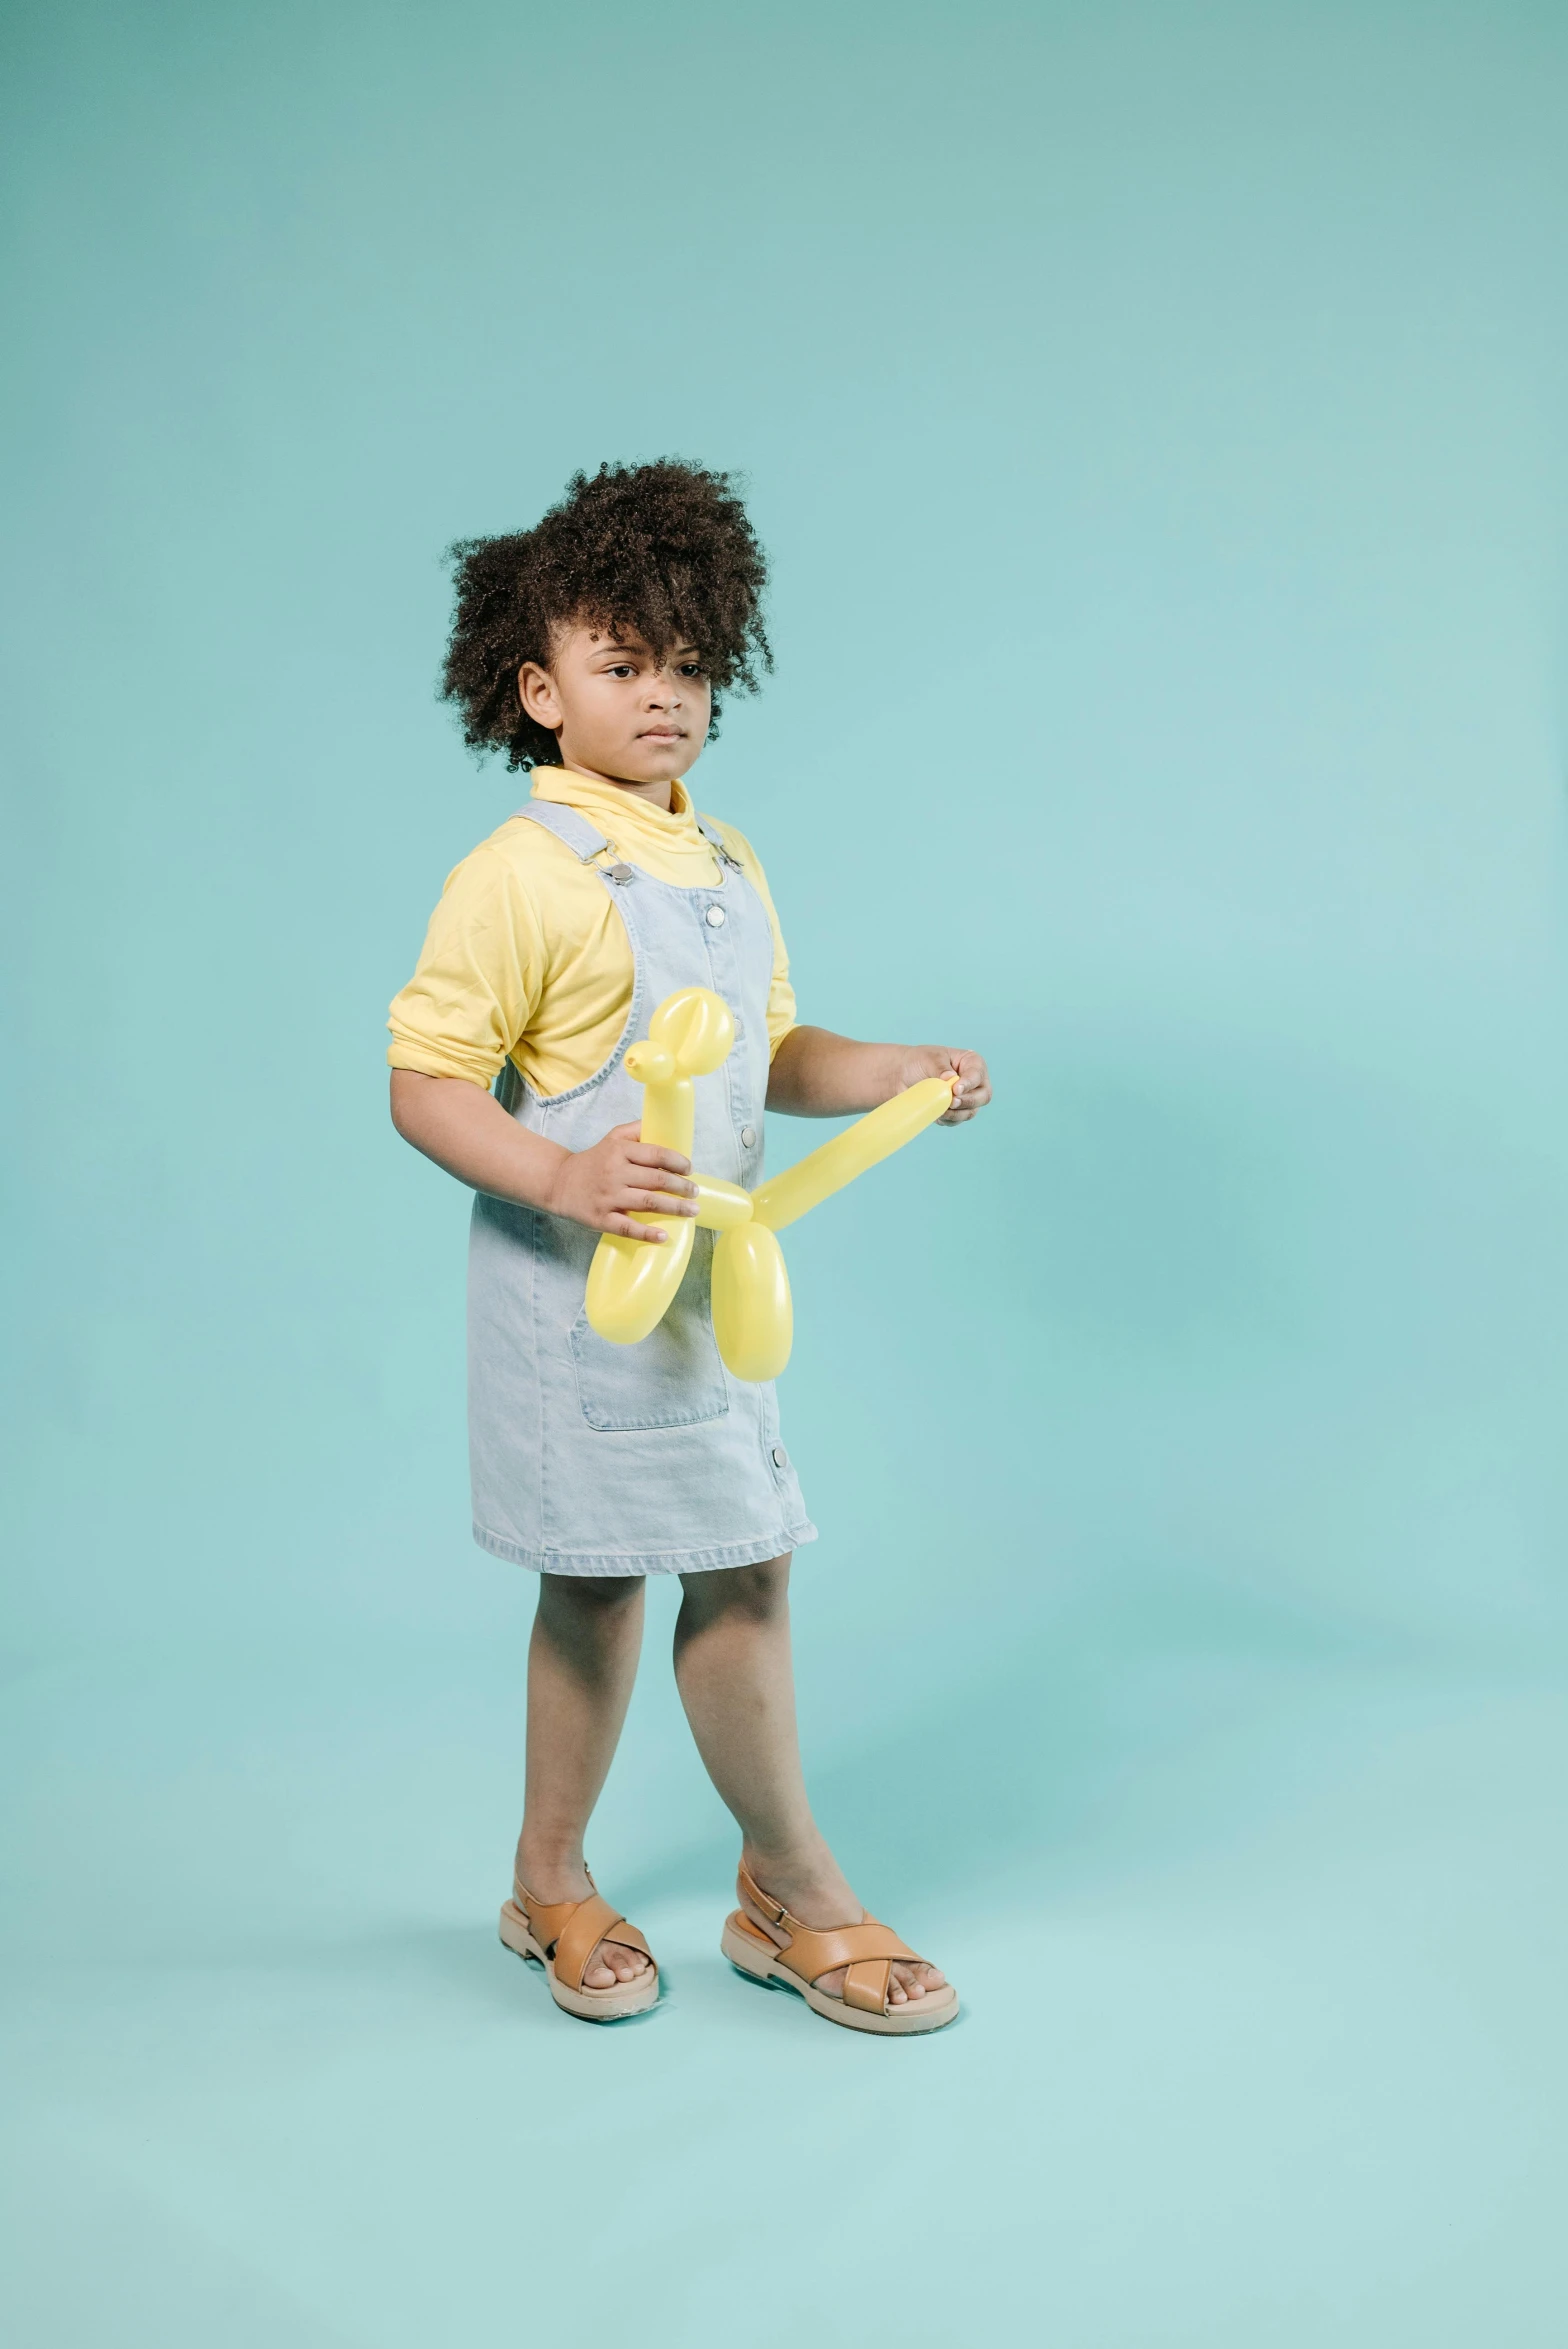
899, 1046, 992, 1125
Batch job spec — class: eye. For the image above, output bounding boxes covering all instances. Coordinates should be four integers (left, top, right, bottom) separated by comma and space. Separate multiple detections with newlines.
678, 662, 706, 678
606, 663, 635, 678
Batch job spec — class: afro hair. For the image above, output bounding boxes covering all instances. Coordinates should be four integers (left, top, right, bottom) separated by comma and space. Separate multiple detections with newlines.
440, 458, 772, 770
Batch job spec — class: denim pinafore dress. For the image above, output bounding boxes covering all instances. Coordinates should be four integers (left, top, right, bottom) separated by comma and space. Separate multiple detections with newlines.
467, 798, 818, 1577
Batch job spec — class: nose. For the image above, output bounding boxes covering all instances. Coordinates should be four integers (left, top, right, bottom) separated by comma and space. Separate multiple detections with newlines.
645, 666, 681, 707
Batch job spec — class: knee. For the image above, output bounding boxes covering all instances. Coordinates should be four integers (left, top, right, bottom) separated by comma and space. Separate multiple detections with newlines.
538, 1572, 644, 1627
682, 1555, 791, 1627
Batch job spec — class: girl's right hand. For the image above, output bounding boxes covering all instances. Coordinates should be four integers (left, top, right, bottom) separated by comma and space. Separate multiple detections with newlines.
546, 1123, 698, 1243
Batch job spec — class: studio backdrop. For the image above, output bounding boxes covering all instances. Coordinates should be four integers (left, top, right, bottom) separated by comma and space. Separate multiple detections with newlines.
4, 4, 1566, 2345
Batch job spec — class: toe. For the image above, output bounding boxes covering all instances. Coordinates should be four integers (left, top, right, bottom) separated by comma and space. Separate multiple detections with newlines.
890, 1962, 943, 2002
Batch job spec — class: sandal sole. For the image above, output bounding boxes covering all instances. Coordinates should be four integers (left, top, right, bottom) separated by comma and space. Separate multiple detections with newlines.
721, 1915, 959, 2035
499, 1900, 660, 2022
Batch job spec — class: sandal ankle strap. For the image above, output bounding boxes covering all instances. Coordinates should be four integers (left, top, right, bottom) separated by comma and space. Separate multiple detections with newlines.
736, 1859, 799, 1931
514, 1863, 596, 1911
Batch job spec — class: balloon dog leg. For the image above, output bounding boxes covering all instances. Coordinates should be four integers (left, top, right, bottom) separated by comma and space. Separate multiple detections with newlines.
747, 1077, 955, 1232
585, 988, 735, 1347
709, 1077, 956, 1380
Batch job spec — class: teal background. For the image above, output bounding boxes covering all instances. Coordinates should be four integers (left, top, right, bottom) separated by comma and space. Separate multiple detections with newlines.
4, 0, 1568, 2340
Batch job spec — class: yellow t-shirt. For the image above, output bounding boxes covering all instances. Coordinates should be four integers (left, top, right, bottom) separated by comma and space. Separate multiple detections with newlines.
387, 767, 798, 1098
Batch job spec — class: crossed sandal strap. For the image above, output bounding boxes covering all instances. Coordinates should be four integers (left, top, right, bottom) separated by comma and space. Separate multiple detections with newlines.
514, 1878, 652, 1993
736, 1861, 919, 2016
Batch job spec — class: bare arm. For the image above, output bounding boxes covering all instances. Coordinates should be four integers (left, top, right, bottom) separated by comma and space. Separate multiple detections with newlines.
389, 1069, 697, 1244
765, 1025, 991, 1125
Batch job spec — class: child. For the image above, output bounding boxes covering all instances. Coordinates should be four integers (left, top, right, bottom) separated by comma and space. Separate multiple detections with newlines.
388, 460, 990, 2034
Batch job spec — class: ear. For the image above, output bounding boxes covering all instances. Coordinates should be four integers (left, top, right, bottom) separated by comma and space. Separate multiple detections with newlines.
518, 660, 562, 731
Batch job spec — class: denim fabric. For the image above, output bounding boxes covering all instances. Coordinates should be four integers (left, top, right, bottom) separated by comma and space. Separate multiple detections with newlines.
467, 799, 817, 1575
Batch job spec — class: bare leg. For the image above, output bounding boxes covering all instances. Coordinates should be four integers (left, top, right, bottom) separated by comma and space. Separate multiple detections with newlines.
672, 1557, 945, 2006
514, 1573, 651, 1992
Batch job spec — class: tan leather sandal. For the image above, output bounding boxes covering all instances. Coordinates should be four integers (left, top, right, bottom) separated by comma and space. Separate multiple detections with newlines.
498, 1870, 659, 2022
721, 1860, 959, 2036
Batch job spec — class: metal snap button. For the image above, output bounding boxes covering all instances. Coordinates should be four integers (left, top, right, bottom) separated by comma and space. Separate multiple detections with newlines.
705, 904, 725, 927
740, 1124, 757, 1148
772, 1446, 788, 1469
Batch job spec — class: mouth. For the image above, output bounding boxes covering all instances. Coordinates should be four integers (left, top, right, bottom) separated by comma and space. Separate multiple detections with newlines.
638, 727, 685, 741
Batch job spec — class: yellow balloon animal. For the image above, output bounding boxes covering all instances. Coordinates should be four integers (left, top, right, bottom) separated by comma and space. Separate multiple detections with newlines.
585, 986, 954, 1382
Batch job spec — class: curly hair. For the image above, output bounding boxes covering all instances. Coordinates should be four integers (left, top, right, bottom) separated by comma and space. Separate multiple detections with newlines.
440, 459, 772, 770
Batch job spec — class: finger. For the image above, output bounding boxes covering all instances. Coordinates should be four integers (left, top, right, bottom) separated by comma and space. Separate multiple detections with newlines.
942, 1070, 988, 1116
627, 1146, 694, 1180
605, 1215, 668, 1243
626, 1164, 697, 1195
623, 1188, 697, 1216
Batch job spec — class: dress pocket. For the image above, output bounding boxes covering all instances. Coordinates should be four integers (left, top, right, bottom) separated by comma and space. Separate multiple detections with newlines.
568, 1228, 730, 1431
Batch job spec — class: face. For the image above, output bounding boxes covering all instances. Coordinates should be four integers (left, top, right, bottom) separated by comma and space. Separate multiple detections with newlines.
518, 624, 712, 798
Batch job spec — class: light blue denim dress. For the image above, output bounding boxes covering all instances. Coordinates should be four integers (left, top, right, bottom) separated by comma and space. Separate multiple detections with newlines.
467, 799, 818, 1577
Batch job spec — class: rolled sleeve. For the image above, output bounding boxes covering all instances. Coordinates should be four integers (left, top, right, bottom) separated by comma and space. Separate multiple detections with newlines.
387, 845, 544, 1090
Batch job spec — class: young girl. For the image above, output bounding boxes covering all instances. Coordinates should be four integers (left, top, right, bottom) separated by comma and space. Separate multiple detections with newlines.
388, 461, 990, 2034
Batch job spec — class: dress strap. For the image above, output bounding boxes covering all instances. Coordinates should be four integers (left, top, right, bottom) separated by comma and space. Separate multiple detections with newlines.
513, 799, 612, 862
694, 810, 744, 869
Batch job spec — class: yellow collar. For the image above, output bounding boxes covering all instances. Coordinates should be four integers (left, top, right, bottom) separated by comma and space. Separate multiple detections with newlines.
531, 764, 703, 844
